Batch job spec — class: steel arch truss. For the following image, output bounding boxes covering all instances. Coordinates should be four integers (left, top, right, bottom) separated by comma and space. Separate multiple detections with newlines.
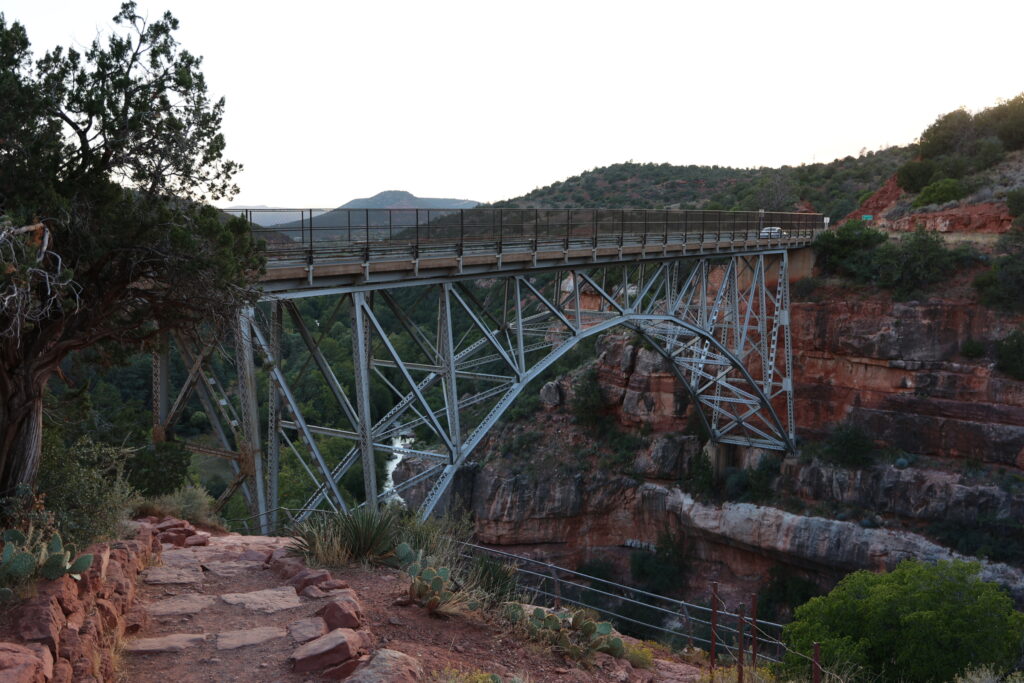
153, 252, 794, 530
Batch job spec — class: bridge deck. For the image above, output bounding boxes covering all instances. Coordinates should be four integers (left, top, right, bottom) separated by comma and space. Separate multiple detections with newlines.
236, 208, 826, 295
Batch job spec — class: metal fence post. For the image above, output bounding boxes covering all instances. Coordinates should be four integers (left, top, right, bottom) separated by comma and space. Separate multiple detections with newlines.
710, 581, 719, 670
813, 642, 821, 683
751, 594, 759, 669
737, 603, 745, 683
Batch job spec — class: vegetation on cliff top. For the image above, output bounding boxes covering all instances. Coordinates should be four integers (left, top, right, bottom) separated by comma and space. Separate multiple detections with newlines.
782, 560, 1024, 682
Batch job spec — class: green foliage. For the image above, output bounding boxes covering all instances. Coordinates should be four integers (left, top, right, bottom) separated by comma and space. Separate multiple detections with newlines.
975, 229, 1024, 312
996, 329, 1024, 380
630, 529, 688, 595
0, 526, 94, 593
37, 437, 137, 548
919, 109, 975, 159
806, 423, 877, 469
896, 159, 939, 193
812, 220, 888, 279
398, 543, 459, 615
781, 560, 1024, 682
125, 442, 190, 497
290, 506, 402, 567
961, 338, 986, 359
0, 3, 263, 493
134, 484, 221, 529
791, 277, 823, 302
504, 604, 625, 661
466, 554, 519, 609
757, 566, 824, 622
623, 643, 655, 669
1006, 188, 1024, 217
682, 451, 716, 499
913, 178, 967, 207
871, 228, 978, 299
927, 517, 1024, 567
571, 368, 606, 429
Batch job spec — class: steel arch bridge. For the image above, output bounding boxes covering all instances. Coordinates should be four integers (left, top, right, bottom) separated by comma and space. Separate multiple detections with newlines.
150, 208, 826, 532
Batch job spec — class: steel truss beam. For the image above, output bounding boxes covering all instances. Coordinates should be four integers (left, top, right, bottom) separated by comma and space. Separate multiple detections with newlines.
153, 251, 795, 525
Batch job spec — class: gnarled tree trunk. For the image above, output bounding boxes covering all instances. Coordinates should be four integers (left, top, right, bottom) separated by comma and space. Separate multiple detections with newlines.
0, 368, 49, 495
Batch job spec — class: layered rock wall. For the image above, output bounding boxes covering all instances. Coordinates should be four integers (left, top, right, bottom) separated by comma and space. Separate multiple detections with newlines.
791, 298, 1024, 466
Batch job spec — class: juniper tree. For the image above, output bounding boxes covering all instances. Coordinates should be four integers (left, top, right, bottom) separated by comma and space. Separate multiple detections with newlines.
0, 3, 262, 493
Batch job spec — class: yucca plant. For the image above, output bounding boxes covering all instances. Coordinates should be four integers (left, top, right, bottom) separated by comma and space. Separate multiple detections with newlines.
289, 506, 403, 567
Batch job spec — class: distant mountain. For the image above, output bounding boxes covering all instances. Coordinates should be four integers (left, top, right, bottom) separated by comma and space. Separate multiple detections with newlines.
222, 205, 327, 227
338, 190, 478, 210
266, 191, 479, 241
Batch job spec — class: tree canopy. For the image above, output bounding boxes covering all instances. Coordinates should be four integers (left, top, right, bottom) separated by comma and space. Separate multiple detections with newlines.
781, 560, 1024, 682
0, 3, 262, 492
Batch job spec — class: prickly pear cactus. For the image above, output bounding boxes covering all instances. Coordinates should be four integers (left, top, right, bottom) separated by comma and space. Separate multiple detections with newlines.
0, 526, 94, 590
516, 606, 625, 662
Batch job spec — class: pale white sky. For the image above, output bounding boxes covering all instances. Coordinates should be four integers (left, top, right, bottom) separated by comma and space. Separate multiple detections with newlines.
5, 1, 1023, 207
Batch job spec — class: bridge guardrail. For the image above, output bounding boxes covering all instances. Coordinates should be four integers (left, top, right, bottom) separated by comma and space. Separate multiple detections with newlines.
225, 208, 828, 265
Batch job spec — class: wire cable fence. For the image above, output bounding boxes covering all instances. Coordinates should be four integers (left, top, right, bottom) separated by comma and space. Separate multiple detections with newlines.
457, 542, 788, 665
224, 506, 840, 678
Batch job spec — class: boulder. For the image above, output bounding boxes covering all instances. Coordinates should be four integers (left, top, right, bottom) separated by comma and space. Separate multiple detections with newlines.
316, 591, 365, 629
345, 648, 423, 682
290, 628, 370, 673
539, 381, 562, 407
0, 642, 47, 683
288, 567, 332, 594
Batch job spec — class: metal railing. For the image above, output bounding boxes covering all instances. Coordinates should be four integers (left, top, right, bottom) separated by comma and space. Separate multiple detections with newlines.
225, 207, 828, 265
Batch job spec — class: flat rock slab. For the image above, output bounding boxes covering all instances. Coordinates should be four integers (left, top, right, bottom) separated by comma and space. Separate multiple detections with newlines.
142, 566, 203, 585
201, 560, 261, 577
220, 586, 302, 614
148, 594, 218, 617
288, 617, 327, 644
126, 633, 208, 653
215, 626, 287, 650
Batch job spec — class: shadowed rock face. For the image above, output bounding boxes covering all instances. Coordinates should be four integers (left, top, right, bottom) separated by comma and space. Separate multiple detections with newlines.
791, 298, 1024, 466
467, 456, 1024, 605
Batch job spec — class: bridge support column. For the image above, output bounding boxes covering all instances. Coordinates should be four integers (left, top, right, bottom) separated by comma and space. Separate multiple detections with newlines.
236, 307, 269, 532
352, 292, 379, 510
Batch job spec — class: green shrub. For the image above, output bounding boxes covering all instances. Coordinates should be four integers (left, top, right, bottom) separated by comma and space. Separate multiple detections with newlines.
624, 643, 654, 669
996, 329, 1024, 380
630, 529, 688, 595
396, 512, 474, 572
134, 484, 221, 529
37, 438, 137, 548
781, 560, 1024, 682
791, 276, 823, 301
961, 338, 986, 358
812, 219, 887, 279
919, 109, 975, 159
571, 368, 606, 429
872, 227, 978, 299
913, 178, 967, 208
1005, 188, 1024, 217
976, 229, 1024, 312
125, 442, 190, 496
757, 566, 824, 622
896, 159, 939, 192
466, 553, 519, 609
811, 423, 877, 468
683, 451, 715, 499
927, 516, 1024, 566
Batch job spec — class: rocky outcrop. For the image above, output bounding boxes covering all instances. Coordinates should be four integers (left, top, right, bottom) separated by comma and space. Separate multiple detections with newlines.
791, 298, 1024, 466
469, 450, 1024, 604
783, 459, 1024, 523
594, 335, 689, 432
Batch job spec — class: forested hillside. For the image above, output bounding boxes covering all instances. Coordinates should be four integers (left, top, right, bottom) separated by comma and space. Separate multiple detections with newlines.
490, 146, 910, 220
